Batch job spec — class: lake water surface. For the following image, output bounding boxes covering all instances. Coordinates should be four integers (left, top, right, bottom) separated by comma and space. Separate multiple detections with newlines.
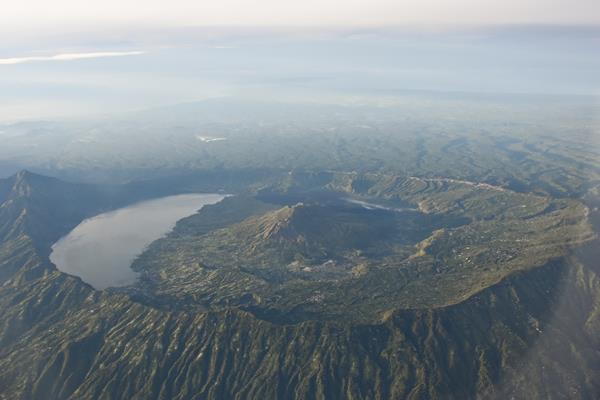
50, 193, 225, 289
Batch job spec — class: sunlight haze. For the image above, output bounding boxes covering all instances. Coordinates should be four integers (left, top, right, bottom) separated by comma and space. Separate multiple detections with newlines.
3, 0, 600, 31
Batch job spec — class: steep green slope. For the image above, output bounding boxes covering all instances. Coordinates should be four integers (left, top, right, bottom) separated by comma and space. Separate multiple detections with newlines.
0, 171, 599, 400
2, 252, 600, 399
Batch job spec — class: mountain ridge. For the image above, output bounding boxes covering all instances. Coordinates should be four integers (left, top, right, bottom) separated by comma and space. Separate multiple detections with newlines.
0, 171, 599, 399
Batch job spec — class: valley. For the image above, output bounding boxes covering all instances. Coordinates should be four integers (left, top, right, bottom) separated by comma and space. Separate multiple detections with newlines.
0, 97, 599, 399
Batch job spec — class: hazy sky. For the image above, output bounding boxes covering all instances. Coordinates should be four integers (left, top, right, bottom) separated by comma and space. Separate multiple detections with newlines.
3, 0, 600, 31
1, 1, 599, 122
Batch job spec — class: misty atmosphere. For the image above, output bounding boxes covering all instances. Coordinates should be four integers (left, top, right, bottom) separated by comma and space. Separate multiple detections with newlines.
1, 1, 599, 399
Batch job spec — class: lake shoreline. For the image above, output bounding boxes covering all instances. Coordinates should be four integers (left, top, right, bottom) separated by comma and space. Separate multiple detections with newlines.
50, 193, 225, 289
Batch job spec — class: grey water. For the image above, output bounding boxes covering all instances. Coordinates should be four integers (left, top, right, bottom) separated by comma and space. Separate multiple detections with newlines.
50, 193, 225, 289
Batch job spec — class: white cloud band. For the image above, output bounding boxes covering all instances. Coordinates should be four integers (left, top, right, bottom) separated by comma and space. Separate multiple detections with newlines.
0, 51, 144, 65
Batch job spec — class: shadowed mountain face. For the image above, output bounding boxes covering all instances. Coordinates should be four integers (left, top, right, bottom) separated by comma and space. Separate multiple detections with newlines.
0, 169, 599, 400
203, 202, 405, 262
0, 171, 121, 247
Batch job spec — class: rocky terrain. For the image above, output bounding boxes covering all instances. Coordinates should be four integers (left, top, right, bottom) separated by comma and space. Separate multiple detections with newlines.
0, 165, 599, 399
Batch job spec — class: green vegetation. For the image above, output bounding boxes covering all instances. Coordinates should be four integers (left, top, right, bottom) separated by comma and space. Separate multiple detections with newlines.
131, 173, 594, 323
1, 96, 600, 399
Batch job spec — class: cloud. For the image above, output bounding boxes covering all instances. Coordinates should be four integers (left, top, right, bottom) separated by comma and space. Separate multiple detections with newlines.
0, 51, 144, 65
2, 0, 600, 32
